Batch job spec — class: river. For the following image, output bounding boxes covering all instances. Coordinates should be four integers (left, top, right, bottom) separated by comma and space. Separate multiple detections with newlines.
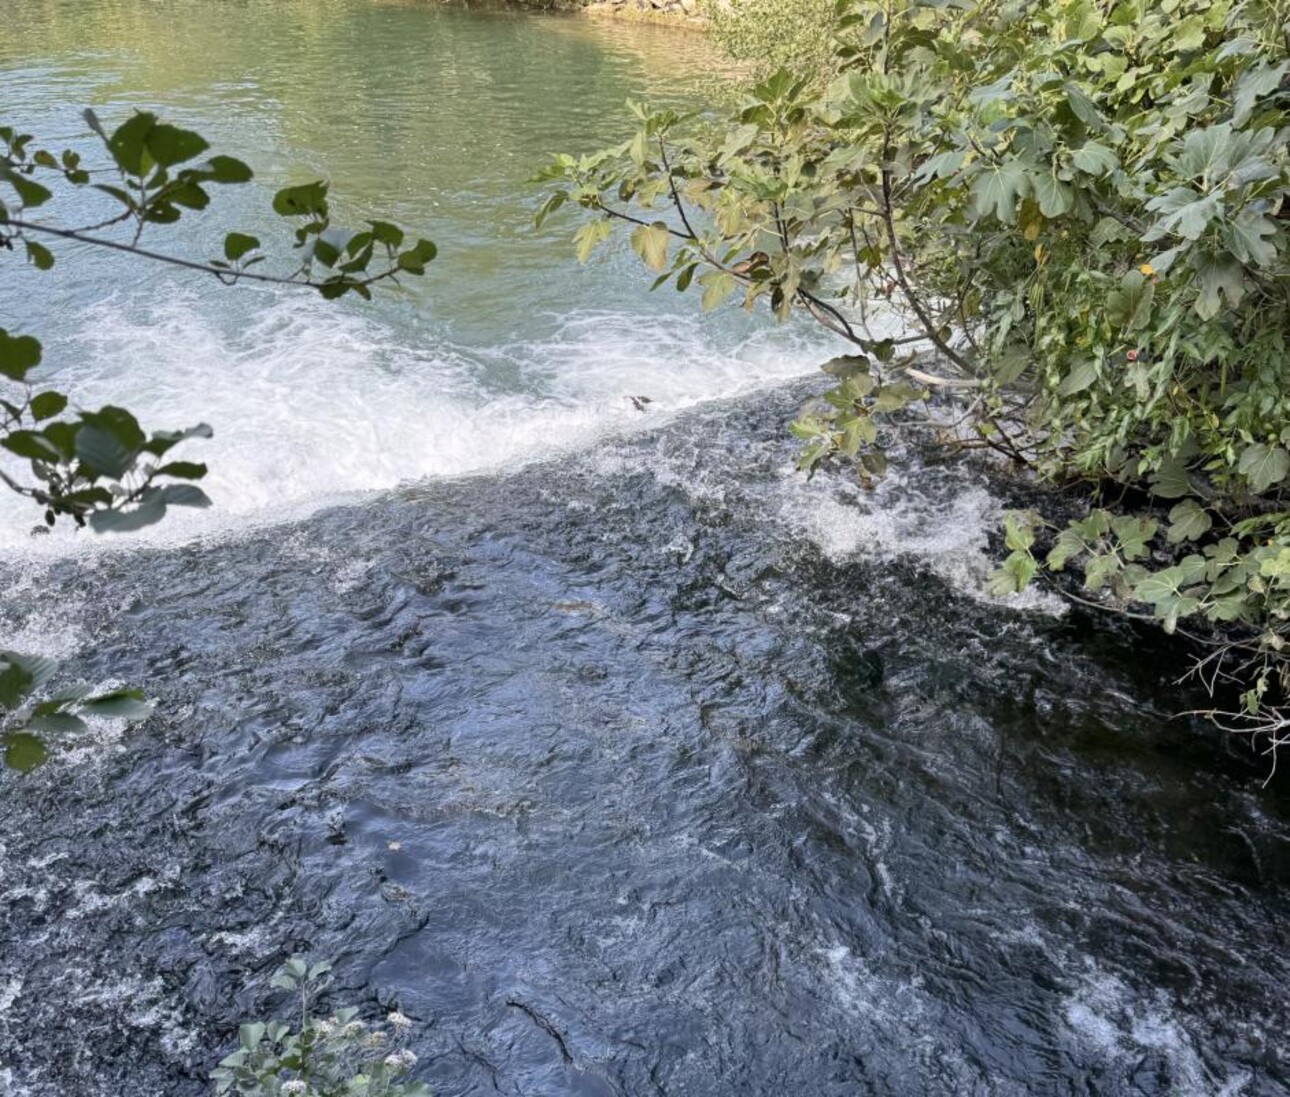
0, 3, 1288, 1095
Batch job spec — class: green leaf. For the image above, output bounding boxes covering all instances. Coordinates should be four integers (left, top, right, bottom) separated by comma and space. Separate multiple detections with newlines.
273, 181, 328, 217
1238, 443, 1290, 493
106, 111, 157, 176
223, 232, 260, 262
1106, 271, 1155, 332
4, 173, 52, 208
160, 484, 212, 508
2, 430, 63, 463
396, 238, 437, 274
0, 329, 42, 381
1029, 172, 1074, 217
0, 659, 35, 710
1046, 528, 1086, 570
89, 490, 167, 533
629, 222, 671, 273
1166, 499, 1212, 543
145, 123, 208, 167
821, 355, 872, 382
4, 732, 48, 773
1149, 456, 1191, 499
969, 158, 1029, 224
82, 689, 153, 720
1111, 515, 1157, 559
1146, 186, 1221, 242
29, 391, 67, 421
239, 1024, 266, 1052
1070, 141, 1118, 176
142, 422, 213, 457
699, 271, 736, 312
986, 551, 1037, 595
1057, 357, 1098, 395
369, 220, 405, 248
24, 240, 54, 270
1003, 512, 1035, 552
534, 189, 567, 228
1194, 256, 1245, 320
155, 461, 207, 480
573, 219, 612, 263
76, 407, 146, 479
199, 155, 253, 184
1083, 552, 1123, 591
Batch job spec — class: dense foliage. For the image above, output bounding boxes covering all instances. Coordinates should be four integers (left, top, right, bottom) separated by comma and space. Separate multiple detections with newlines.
213, 959, 429, 1097
709, 0, 837, 79
537, 0, 1290, 764
0, 110, 435, 767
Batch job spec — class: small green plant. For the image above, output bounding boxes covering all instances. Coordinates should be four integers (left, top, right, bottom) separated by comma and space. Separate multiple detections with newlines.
213, 958, 429, 1097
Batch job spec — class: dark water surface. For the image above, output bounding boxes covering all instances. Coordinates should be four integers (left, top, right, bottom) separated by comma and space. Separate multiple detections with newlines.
1, 387, 1288, 1095
1, 1, 1289, 1094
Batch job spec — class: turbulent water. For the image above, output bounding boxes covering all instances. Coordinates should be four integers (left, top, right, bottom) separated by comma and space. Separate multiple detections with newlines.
2, 3, 1289, 1096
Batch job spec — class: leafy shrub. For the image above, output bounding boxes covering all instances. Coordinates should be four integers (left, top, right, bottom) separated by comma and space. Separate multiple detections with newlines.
536, 0, 1290, 762
709, 0, 838, 80
213, 958, 429, 1097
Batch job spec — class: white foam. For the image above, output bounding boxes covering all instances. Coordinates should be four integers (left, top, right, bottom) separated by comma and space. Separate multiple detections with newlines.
1063, 966, 1252, 1096
780, 470, 1067, 614
0, 291, 829, 558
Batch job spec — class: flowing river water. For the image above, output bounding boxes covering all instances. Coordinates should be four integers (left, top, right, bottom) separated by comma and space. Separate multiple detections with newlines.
1, 3, 1289, 1095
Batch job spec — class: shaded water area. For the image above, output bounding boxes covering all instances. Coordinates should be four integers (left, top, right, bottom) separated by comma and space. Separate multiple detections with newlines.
2, 3, 1290, 1096
3, 390, 1290, 1095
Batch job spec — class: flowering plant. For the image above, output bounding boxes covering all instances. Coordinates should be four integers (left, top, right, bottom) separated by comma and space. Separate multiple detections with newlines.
212, 958, 429, 1097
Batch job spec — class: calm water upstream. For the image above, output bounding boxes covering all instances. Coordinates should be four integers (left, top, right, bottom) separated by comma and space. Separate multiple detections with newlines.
1, 3, 1288, 1096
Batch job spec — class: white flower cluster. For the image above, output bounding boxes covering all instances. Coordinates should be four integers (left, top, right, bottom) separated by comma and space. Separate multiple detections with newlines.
281, 1081, 309, 1096
384, 1048, 418, 1073
387, 1010, 413, 1030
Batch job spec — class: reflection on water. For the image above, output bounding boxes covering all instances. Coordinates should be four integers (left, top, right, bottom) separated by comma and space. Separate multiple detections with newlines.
0, 0, 811, 549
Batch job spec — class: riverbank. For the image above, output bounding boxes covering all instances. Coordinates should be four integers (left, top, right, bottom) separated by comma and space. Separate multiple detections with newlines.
503, 0, 709, 29
582, 0, 707, 26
